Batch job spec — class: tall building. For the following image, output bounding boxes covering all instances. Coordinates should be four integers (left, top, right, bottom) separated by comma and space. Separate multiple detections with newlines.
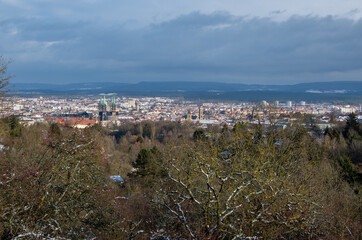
186, 109, 192, 121
135, 101, 140, 112
199, 106, 204, 120
110, 96, 116, 112
98, 96, 107, 121
110, 96, 117, 121
286, 101, 292, 108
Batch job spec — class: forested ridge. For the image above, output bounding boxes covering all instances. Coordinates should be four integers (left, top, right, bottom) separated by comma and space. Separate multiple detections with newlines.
0, 115, 361, 239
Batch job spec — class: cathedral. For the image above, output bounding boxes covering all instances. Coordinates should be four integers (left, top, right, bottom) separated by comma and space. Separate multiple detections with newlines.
98, 96, 117, 121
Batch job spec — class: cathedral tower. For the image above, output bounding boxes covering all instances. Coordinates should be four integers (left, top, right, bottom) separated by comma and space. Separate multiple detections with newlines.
98, 96, 107, 121
110, 96, 117, 121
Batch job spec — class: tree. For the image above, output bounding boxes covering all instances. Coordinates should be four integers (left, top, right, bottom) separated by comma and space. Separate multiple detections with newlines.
193, 129, 206, 141
337, 155, 358, 184
131, 147, 166, 178
2, 115, 22, 137
343, 112, 361, 142
345, 113, 359, 132
0, 56, 10, 98
152, 129, 325, 239
142, 121, 156, 140
49, 123, 61, 137
0, 127, 120, 239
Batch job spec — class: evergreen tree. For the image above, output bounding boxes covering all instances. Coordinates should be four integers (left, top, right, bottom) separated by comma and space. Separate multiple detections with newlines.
49, 123, 61, 137
344, 113, 360, 134
232, 121, 245, 132
343, 112, 362, 143
193, 129, 206, 140
132, 147, 165, 178
3, 115, 22, 137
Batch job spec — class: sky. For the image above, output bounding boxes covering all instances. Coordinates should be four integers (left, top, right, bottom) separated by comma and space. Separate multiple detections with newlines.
1, 0, 362, 84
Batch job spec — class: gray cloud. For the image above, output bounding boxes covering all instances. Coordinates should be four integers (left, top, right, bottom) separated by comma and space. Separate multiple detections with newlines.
1, 12, 362, 84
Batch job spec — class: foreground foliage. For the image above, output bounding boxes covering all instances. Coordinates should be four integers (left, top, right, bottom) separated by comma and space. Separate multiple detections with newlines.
0, 119, 360, 239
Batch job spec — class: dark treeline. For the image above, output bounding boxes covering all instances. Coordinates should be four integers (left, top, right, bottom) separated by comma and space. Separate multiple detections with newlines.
0, 115, 361, 239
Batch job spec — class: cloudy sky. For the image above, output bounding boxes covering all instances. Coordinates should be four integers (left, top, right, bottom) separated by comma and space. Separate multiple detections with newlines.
1, 0, 362, 84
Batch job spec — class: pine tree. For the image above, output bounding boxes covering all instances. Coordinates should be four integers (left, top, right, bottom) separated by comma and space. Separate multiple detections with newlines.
343, 112, 361, 142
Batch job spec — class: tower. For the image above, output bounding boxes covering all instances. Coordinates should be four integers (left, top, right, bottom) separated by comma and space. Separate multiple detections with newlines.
198, 106, 204, 120
98, 96, 107, 121
110, 96, 117, 121
135, 101, 140, 112
186, 109, 192, 121
111, 96, 116, 112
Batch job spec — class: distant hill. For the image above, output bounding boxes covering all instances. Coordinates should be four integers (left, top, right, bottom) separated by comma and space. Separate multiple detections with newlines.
9, 81, 362, 93
7, 81, 362, 103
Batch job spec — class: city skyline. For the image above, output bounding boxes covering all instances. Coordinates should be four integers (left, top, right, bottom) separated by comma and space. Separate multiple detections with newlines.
1, 0, 362, 84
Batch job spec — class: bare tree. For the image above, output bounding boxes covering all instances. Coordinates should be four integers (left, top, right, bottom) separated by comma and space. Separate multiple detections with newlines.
0, 56, 10, 98
152, 128, 325, 239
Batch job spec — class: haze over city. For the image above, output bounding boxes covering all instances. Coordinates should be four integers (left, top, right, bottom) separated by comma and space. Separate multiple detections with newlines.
1, 0, 362, 84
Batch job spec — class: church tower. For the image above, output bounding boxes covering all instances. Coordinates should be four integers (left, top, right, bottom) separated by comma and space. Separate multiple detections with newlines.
98, 96, 107, 121
198, 106, 204, 120
135, 101, 140, 112
110, 96, 117, 121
